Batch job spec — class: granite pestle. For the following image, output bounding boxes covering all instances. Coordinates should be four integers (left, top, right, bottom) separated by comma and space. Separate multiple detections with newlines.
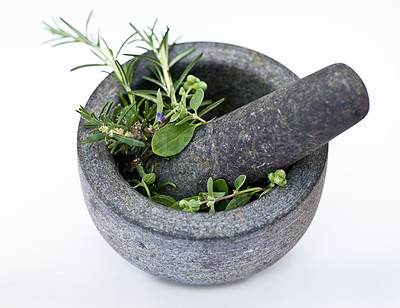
148, 63, 369, 200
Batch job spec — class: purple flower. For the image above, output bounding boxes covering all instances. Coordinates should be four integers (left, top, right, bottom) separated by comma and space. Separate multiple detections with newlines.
156, 112, 165, 123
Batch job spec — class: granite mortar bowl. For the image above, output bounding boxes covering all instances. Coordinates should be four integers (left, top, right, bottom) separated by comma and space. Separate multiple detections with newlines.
78, 42, 328, 285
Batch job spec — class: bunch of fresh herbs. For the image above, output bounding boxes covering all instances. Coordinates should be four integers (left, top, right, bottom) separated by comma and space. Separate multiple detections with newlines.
44, 13, 287, 212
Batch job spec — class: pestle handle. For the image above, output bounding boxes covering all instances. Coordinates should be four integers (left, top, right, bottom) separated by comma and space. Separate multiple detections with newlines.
149, 63, 369, 200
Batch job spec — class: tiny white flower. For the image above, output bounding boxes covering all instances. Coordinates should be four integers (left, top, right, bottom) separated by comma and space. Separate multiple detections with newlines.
99, 126, 109, 133
125, 131, 134, 138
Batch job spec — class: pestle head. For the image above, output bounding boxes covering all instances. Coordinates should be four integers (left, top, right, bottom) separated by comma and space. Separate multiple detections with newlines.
148, 63, 369, 200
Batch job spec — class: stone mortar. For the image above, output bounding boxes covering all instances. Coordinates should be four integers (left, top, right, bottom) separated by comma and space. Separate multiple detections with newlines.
77, 42, 328, 285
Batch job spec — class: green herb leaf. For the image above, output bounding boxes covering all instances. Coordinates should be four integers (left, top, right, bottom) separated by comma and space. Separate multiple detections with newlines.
173, 53, 203, 90
213, 179, 229, 211
169, 46, 196, 67
189, 89, 204, 113
141, 181, 151, 198
259, 188, 272, 198
156, 181, 177, 191
116, 103, 135, 125
112, 134, 145, 147
128, 179, 141, 186
151, 123, 200, 157
136, 165, 146, 178
268, 169, 287, 187
143, 76, 166, 91
234, 175, 247, 191
207, 201, 216, 212
180, 92, 187, 109
175, 115, 192, 126
168, 202, 181, 210
177, 198, 201, 212
207, 177, 214, 197
79, 133, 105, 144
156, 89, 164, 115
198, 98, 225, 118
170, 106, 183, 122
212, 192, 226, 198
213, 179, 229, 195
130, 90, 158, 103
143, 173, 156, 185
70, 63, 107, 71
151, 194, 176, 207
225, 193, 252, 211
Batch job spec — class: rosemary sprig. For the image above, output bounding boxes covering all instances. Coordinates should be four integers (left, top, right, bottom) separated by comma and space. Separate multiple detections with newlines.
76, 101, 148, 155
121, 21, 225, 157
43, 11, 136, 104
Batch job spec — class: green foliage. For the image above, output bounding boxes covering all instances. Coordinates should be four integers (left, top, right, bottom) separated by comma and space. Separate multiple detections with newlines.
44, 14, 224, 160
268, 169, 288, 187
189, 88, 204, 113
169, 169, 288, 212
151, 194, 177, 207
43, 11, 136, 96
225, 193, 253, 211
76, 102, 147, 154
213, 179, 229, 195
234, 175, 246, 191
130, 165, 176, 200
178, 199, 202, 212
151, 122, 201, 157
45, 14, 288, 213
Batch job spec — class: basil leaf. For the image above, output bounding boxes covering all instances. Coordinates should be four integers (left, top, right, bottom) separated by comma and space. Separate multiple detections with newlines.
151, 123, 200, 157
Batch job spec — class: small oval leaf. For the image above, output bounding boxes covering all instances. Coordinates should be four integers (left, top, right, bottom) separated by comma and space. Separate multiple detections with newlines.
170, 111, 180, 122
189, 88, 204, 112
207, 177, 214, 197
143, 173, 156, 185
151, 194, 176, 207
234, 174, 247, 190
225, 193, 252, 211
156, 89, 164, 114
213, 179, 229, 195
151, 123, 200, 157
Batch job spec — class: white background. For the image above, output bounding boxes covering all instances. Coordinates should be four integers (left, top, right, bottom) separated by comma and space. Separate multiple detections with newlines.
1, 0, 399, 307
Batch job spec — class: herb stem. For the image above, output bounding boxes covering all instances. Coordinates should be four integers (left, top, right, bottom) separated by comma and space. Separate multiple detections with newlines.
199, 187, 265, 205
85, 38, 133, 104
185, 86, 194, 96
187, 111, 207, 124
162, 106, 179, 122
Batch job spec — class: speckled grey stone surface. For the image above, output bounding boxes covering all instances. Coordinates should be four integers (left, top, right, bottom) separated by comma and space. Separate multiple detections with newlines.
77, 42, 329, 285
152, 63, 369, 199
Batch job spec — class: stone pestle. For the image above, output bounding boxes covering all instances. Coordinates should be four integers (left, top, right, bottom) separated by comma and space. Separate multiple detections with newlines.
147, 63, 369, 200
